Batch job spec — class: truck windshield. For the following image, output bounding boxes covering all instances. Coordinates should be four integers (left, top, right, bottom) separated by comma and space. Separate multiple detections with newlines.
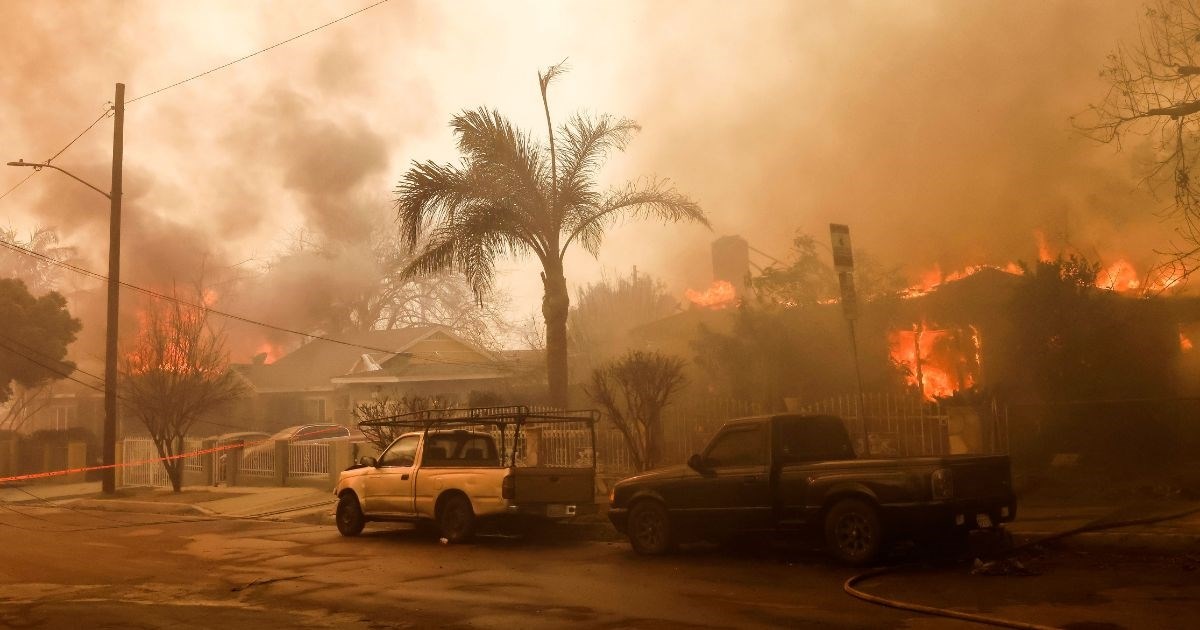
422, 431, 500, 467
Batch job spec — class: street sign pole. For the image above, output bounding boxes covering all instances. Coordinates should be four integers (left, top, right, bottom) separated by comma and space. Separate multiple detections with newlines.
830, 224, 869, 456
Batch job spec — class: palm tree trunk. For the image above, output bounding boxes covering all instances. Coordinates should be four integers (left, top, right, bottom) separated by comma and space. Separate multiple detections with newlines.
542, 267, 570, 409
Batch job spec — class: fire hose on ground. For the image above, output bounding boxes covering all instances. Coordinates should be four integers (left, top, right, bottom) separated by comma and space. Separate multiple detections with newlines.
843, 504, 1200, 629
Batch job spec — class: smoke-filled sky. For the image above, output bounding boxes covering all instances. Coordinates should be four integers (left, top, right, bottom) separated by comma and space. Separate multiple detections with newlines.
0, 0, 1170, 362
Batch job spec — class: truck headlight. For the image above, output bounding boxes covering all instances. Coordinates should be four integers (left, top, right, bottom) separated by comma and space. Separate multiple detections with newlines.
931, 468, 954, 500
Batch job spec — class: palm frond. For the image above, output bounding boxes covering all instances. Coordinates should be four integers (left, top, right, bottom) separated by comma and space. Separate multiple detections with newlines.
394, 160, 473, 247
451, 108, 548, 210
538, 58, 570, 94
561, 178, 708, 257
556, 113, 640, 209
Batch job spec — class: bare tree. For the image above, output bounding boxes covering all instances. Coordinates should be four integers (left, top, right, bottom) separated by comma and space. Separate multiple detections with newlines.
121, 289, 246, 492
263, 224, 512, 351
585, 350, 688, 472
352, 395, 450, 451
1079, 0, 1200, 277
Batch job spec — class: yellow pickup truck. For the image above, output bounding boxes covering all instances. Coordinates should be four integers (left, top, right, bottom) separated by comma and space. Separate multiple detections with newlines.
333, 407, 597, 542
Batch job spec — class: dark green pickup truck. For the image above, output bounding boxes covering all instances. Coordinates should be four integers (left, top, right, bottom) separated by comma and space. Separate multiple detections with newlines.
607, 414, 1016, 564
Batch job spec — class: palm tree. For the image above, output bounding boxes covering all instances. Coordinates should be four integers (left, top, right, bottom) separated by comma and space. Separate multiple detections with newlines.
395, 62, 708, 408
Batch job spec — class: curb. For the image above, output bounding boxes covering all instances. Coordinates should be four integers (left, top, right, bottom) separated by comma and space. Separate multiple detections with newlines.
1013, 530, 1200, 554
69, 498, 214, 517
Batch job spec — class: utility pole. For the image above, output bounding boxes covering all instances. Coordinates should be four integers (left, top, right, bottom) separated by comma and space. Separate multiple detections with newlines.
829, 224, 869, 456
102, 83, 124, 494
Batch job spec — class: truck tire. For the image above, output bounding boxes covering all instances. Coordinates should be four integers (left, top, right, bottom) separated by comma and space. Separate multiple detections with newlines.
824, 498, 882, 566
437, 494, 476, 543
336, 493, 365, 537
628, 500, 675, 555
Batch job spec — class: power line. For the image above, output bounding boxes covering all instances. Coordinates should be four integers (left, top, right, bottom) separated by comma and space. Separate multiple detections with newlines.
0, 171, 37, 202
0, 238, 521, 372
126, 0, 392, 104
0, 340, 109, 399
0, 331, 105, 385
45, 108, 112, 165
2, 105, 113, 206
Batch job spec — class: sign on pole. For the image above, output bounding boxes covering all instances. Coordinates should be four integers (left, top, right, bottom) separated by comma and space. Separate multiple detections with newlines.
829, 223, 857, 320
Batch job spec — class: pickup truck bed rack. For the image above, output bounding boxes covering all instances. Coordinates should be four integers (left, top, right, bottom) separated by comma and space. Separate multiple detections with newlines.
358, 405, 598, 428
357, 406, 598, 470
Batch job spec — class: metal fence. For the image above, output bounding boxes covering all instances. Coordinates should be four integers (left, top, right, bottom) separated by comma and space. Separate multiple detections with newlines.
182, 438, 206, 474
288, 443, 330, 478
240, 445, 275, 478
120, 437, 170, 488
789, 393, 951, 456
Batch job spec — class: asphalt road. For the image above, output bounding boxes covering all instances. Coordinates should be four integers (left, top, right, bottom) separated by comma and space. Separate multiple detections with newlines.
1, 505, 1197, 629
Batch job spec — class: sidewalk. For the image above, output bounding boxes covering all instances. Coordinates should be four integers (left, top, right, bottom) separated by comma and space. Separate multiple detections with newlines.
1, 481, 334, 522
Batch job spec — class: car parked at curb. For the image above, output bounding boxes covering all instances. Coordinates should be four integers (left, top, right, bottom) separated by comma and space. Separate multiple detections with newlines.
607, 413, 1016, 565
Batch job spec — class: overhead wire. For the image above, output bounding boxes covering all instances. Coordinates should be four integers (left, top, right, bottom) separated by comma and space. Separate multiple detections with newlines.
0, 238, 523, 372
126, 0, 392, 104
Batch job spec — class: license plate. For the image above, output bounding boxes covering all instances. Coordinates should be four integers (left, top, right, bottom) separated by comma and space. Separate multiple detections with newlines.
977, 513, 993, 528
547, 504, 576, 518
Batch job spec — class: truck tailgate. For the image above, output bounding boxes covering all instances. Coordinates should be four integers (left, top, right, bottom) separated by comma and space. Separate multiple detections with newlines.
513, 467, 593, 504
947, 455, 1012, 499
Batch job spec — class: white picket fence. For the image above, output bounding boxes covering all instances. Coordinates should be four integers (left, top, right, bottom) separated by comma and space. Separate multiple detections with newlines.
120, 438, 170, 487
288, 443, 330, 478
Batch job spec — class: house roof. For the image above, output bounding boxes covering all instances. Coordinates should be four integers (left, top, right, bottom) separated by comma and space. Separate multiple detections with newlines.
234, 326, 503, 393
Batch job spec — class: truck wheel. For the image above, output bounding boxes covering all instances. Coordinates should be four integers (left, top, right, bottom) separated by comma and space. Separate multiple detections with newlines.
628, 500, 675, 555
437, 494, 476, 543
336, 493, 365, 537
824, 498, 882, 566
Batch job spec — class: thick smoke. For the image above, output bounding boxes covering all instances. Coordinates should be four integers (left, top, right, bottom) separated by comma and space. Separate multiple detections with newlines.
0, 0, 1175, 368
611, 0, 1163, 289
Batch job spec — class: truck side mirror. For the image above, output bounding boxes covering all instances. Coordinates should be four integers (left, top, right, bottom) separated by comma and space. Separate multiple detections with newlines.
687, 454, 708, 473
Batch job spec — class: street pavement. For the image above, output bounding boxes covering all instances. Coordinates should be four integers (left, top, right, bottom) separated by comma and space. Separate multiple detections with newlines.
1, 492, 1198, 629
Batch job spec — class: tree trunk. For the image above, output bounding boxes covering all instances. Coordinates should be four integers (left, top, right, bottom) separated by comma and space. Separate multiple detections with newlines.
542, 268, 570, 409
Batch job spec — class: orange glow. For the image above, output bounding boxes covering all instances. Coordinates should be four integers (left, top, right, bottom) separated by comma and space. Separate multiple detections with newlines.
1035, 230, 1053, 262
685, 280, 737, 309
899, 264, 1023, 299
254, 341, 283, 364
888, 323, 978, 400
1095, 259, 1140, 292
1182, 332, 1194, 353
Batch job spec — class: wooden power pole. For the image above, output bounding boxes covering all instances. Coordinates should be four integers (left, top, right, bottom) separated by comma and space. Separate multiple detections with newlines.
102, 83, 124, 494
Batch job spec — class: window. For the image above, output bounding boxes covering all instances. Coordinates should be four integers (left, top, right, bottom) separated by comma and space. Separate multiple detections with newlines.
704, 425, 767, 467
779, 417, 855, 462
379, 436, 419, 467
303, 398, 326, 422
422, 432, 500, 467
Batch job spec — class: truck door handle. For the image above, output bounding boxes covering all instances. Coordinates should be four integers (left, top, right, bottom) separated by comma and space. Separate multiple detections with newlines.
401, 474, 410, 480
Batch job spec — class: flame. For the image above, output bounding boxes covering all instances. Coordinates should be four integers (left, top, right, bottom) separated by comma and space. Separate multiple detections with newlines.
899, 264, 1023, 299
126, 306, 210, 375
1182, 332, 1194, 353
1095, 259, 1140, 292
888, 323, 979, 400
686, 280, 737, 309
254, 341, 283, 364
1035, 230, 1053, 262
